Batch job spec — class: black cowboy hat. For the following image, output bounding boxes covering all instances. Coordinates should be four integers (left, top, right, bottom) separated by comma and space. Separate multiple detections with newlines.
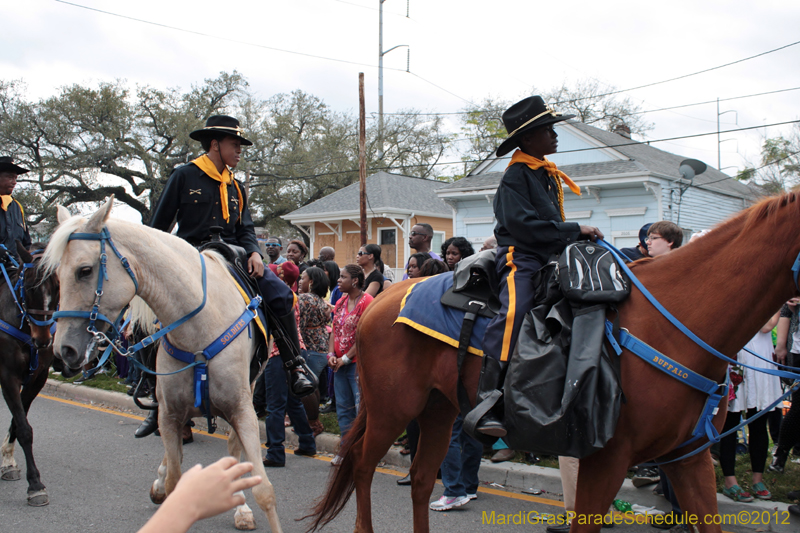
189, 115, 253, 146
0, 157, 29, 175
495, 96, 575, 157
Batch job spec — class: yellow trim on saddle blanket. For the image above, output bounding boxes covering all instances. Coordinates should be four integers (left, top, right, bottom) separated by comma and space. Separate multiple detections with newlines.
393, 277, 484, 357
227, 271, 267, 339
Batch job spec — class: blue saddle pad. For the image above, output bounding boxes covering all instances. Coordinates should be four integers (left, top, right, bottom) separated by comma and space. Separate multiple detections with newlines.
395, 273, 489, 356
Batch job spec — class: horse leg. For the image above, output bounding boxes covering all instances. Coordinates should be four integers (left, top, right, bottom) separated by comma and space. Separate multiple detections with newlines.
0, 371, 47, 506
661, 451, 721, 533
149, 413, 183, 505
226, 427, 257, 531
1, 429, 19, 480
410, 392, 459, 533
572, 442, 632, 533
228, 405, 282, 533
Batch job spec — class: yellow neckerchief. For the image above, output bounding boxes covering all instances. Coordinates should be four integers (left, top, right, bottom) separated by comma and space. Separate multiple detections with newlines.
191, 154, 244, 223
508, 149, 581, 222
0, 196, 13, 212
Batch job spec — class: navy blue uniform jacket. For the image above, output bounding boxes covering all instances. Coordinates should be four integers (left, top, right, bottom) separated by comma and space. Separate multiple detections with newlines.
493, 163, 581, 264
149, 163, 261, 257
0, 198, 31, 255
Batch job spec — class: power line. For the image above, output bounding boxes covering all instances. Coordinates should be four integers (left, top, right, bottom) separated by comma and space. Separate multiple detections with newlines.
249, 119, 800, 182
696, 150, 800, 188
376, 85, 800, 118
572, 39, 800, 101
55, 0, 407, 72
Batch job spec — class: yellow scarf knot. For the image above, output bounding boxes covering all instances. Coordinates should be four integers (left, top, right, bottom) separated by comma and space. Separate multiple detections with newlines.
191, 155, 244, 223
507, 149, 581, 222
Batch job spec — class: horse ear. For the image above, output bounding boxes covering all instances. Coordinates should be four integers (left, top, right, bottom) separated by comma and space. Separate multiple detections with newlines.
83, 196, 115, 234
56, 205, 72, 225
16, 241, 32, 264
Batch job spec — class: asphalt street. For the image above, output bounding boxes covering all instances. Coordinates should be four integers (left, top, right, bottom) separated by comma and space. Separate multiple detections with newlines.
0, 394, 755, 533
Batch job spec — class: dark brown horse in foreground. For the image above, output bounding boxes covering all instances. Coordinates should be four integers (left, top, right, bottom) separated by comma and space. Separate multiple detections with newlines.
308, 192, 800, 533
0, 245, 58, 507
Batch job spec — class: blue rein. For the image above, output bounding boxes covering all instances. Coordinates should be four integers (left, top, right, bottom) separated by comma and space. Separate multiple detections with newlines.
597, 239, 800, 464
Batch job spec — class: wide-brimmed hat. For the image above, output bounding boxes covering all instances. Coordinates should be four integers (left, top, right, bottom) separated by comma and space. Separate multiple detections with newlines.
0, 157, 29, 175
496, 96, 575, 157
189, 115, 253, 146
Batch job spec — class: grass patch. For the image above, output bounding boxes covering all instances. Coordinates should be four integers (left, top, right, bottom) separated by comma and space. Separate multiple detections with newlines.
49, 371, 130, 394
320, 412, 340, 435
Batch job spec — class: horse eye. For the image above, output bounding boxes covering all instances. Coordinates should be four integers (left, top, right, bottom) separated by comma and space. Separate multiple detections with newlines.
78, 266, 93, 280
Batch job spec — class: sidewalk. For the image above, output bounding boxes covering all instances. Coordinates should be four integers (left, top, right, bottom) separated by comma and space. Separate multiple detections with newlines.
45, 379, 799, 532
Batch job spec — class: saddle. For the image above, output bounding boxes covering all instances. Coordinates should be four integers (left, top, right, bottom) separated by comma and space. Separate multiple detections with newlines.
198, 233, 268, 383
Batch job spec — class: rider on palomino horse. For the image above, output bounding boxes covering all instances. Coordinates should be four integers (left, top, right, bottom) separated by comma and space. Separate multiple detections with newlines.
136, 115, 317, 438
470, 97, 603, 437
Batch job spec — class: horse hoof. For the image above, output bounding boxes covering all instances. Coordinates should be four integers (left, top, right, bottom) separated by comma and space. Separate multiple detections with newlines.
234, 510, 256, 530
27, 489, 49, 507
1, 466, 21, 481
149, 483, 166, 505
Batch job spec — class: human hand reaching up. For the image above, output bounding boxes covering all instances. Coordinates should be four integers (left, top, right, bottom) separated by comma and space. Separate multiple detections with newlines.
138, 457, 262, 533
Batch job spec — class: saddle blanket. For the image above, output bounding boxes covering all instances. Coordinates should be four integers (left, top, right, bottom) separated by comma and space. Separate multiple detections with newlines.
395, 272, 490, 356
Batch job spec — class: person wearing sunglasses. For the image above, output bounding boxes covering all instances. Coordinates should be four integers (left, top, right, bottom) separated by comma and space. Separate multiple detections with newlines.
265, 237, 286, 265
402, 223, 442, 280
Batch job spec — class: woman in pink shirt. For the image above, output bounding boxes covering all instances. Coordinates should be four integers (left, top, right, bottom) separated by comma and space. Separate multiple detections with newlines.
328, 264, 373, 463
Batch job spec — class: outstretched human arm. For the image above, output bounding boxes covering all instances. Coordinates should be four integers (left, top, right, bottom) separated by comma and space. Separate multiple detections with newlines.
137, 457, 261, 533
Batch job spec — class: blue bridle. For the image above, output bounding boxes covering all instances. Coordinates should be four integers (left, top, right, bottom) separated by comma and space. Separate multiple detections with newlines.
597, 238, 800, 464
0, 246, 57, 384
52, 226, 209, 370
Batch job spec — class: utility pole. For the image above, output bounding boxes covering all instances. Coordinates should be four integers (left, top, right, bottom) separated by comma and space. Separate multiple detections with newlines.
717, 97, 738, 170
359, 73, 367, 246
378, 0, 409, 159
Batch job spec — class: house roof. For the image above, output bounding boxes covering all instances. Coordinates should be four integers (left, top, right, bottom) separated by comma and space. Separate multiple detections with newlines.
284, 171, 452, 219
439, 121, 757, 200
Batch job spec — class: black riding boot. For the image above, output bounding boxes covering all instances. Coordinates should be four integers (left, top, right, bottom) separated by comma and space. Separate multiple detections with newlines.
464, 356, 508, 438
273, 310, 318, 398
135, 406, 159, 438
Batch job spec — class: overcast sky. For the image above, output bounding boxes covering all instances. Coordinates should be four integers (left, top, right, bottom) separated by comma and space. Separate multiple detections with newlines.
3, 0, 800, 186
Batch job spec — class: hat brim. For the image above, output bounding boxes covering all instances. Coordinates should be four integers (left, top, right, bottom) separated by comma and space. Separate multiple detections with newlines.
496, 114, 575, 157
190, 127, 253, 146
0, 162, 30, 175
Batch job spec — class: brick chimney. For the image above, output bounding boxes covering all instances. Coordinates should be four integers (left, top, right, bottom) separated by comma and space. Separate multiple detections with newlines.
613, 124, 631, 138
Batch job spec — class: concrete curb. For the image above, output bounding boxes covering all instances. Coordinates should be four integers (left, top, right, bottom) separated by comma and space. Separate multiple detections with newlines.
44, 379, 800, 532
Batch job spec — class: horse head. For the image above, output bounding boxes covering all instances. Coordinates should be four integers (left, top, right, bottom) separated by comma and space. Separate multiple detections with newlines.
46, 196, 138, 371
18, 242, 59, 350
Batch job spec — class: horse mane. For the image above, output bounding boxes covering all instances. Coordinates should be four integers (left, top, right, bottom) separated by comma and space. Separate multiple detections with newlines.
130, 296, 159, 335
740, 191, 800, 233
41, 213, 86, 277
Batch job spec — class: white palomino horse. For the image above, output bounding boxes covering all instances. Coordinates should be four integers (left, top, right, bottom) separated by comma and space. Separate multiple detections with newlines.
43, 198, 282, 532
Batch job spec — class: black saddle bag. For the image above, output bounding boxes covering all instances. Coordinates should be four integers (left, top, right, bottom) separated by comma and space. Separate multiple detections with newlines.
504, 301, 624, 458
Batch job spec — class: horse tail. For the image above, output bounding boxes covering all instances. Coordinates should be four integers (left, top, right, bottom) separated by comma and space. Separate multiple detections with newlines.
303, 395, 368, 532
129, 296, 159, 335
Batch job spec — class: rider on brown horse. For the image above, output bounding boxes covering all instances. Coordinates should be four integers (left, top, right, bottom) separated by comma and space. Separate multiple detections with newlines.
0, 157, 32, 259
470, 97, 603, 437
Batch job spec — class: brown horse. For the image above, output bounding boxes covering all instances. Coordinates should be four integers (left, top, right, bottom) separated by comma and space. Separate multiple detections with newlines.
308, 192, 800, 533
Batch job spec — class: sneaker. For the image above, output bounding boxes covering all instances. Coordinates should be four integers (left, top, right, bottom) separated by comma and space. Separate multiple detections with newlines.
751, 481, 771, 500
632, 467, 661, 488
429, 495, 470, 511
722, 485, 754, 502
466, 493, 478, 501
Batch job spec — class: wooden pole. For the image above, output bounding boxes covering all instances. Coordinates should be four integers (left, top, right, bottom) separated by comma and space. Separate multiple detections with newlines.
359, 72, 367, 246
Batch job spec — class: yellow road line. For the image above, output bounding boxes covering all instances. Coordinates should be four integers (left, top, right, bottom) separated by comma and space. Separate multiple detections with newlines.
37, 394, 735, 531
